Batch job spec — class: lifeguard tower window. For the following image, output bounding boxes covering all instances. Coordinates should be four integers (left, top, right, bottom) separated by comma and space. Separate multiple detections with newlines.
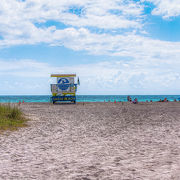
50, 74, 79, 104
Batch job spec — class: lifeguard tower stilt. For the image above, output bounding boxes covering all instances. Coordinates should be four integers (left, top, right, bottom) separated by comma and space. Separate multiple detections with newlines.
50, 74, 79, 104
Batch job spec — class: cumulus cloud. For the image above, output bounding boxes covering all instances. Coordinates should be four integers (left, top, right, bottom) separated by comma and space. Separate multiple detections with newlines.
0, 0, 179, 57
0, 0, 143, 40
0, 0, 179, 56
145, 0, 180, 18
0, 58, 180, 95
0, 0, 180, 94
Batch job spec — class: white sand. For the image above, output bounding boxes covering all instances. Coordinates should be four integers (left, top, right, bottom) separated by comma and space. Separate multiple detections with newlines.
0, 102, 180, 179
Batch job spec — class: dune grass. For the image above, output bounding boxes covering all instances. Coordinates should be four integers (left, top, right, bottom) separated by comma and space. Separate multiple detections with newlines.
0, 104, 27, 132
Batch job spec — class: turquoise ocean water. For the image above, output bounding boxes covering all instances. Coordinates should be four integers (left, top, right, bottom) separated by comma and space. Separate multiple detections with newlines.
0, 95, 180, 103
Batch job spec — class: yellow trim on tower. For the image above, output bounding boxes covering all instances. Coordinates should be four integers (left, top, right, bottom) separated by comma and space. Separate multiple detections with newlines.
62, 92, 76, 96
51, 74, 76, 77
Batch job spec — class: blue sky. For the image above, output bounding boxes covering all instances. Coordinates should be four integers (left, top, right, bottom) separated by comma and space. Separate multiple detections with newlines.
0, 0, 180, 95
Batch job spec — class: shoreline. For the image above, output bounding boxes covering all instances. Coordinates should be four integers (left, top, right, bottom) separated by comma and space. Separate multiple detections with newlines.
0, 95, 180, 104
1, 101, 180, 105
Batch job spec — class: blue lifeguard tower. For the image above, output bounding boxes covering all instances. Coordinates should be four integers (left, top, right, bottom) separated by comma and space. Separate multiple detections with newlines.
50, 74, 79, 104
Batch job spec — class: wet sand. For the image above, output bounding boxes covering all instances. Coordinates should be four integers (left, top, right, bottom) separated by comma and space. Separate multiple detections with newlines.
0, 102, 180, 179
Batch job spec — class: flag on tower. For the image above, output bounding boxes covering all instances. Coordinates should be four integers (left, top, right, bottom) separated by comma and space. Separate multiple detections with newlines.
77, 77, 80, 85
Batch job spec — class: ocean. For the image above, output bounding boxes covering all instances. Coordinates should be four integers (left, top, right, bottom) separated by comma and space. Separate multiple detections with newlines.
0, 95, 180, 103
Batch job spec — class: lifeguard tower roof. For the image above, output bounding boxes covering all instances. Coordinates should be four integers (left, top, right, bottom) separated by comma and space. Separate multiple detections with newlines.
51, 74, 76, 77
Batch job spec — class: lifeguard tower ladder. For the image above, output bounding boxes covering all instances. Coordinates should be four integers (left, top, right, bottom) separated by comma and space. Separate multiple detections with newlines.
50, 74, 79, 104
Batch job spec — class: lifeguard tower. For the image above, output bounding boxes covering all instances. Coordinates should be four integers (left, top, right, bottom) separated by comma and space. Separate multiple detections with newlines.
50, 74, 79, 104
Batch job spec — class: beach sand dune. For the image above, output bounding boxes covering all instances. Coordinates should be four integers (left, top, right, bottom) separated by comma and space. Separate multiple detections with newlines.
0, 102, 180, 179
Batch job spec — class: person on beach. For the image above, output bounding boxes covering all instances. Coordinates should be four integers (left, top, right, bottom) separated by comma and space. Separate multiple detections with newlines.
133, 98, 138, 104
163, 98, 167, 102
127, 96, 132, 102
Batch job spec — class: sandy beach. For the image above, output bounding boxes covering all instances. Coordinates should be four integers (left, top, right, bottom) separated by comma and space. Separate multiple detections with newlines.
0, 102, 180, 179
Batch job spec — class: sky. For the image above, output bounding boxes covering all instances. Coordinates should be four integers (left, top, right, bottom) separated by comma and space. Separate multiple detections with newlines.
0, 0, 180, 95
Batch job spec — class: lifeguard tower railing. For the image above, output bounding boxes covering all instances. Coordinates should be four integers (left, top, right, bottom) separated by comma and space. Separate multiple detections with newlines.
50, 74, 78, 104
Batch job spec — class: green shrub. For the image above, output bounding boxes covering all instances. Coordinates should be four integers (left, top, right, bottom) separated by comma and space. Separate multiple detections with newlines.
0, 104, 27, 132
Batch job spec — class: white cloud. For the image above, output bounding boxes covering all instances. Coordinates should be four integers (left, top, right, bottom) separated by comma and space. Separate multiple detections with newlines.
0, 0, 180, 95
0, 0, 179, 58
145, 0, 180, 18
0, 0, 145, 48
0, 0, 143, 34
1, 25, 180, 61
0, 58, 180, 95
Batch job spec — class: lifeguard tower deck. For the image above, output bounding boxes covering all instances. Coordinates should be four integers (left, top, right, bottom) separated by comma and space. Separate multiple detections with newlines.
50, 74, 79, 104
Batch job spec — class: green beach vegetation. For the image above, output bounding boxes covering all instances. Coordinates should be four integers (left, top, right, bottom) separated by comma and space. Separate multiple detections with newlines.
0, 104, 27, 132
